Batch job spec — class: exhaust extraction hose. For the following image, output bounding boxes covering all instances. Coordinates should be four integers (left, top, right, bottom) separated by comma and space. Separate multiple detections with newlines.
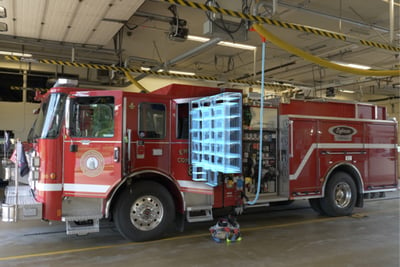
252, 24, 400, 77
247, 40, 266, 205
123, 70, 149, 93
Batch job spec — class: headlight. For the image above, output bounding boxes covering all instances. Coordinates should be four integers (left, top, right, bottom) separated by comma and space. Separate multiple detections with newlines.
32, 157, 40, 167
32, 170, 40, 181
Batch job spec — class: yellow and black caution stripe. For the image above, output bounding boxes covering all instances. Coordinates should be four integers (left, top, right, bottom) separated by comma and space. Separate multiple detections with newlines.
228, 79, 295, 90
359, 40, 399, 52
163, 0, 400, 52
5, 55, 291, 89
4, 55, 218, 82
164, 0, 346, 40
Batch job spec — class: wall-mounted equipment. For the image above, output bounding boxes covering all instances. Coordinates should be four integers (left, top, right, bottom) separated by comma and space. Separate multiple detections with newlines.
326, 87, 335, 97
168, 5, 188, 42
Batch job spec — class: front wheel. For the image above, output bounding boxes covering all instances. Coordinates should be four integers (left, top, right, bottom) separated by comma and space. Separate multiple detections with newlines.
113, 181, 175, 241
320, 172, 357, 216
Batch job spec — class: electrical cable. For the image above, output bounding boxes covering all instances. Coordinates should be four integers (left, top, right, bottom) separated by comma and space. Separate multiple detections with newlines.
124, 23, 139, 31
204, 0, 248, 40
168, 5, 180, 36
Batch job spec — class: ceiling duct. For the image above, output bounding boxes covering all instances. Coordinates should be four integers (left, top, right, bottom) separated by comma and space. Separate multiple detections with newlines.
134, 37, 223, 81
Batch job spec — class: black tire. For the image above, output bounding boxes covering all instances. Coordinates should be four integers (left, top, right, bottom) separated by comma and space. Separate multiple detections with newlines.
113, 181, 175, 241
308, 198, 326, 215
320, 172, 357, 216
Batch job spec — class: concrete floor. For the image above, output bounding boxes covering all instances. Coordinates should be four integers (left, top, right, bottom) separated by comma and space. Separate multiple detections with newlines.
0, 191, 398, 267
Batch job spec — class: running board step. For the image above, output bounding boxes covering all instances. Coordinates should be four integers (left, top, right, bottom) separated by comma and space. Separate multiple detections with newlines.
2, 185, 42, 222
186, 206, 213, 223
62, 215, 103, 235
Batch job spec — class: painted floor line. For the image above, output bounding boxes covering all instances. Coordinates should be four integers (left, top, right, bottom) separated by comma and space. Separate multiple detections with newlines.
0, 207, 397, 261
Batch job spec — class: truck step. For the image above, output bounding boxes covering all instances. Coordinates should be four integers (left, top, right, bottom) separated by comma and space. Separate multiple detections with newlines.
186, 205, 213, 223
4, 185, 33, 199
2, 185, 42, 222
62, 215, 103, 235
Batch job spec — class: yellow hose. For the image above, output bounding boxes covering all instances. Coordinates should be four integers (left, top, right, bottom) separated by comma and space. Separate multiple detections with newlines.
123, 70, 149, 93
252, 24, 400, 77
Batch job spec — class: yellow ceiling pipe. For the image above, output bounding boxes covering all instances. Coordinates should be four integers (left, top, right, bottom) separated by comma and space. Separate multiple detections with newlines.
123, 70, 149, 93
252, 23, 400, 77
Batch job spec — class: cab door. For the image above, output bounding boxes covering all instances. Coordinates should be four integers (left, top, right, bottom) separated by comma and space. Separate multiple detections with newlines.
63, 91, 123, 198
125, 95, 170, 174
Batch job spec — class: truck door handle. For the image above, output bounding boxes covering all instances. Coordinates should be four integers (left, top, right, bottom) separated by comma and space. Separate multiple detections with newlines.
114, 147, 120, 162
70, 144, 78, 152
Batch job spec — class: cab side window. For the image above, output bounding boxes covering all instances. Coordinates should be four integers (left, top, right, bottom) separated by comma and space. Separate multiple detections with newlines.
138, 103, 166, 139
176, 103, 189, 139
69, 96, 115, 138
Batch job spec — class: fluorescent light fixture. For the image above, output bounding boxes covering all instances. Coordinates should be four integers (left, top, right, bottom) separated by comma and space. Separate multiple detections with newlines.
218, 41, 257, 51
381, 0, 400, 7
168, 70, 196, 76
187, 35, 257, 51
140, 67, 165, 72
141, 66, 196, 76
187, 35, 210, 42
0, 51, 32, 57
339, 89, 356, 94
333, 61, 371, 70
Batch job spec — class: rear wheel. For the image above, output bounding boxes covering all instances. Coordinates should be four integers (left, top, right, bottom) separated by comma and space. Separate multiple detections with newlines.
113, 181, 175, 241
320, 172, 356, 216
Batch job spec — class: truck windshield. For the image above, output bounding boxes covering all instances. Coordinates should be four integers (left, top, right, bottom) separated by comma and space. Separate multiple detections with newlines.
28, 93, 67, 140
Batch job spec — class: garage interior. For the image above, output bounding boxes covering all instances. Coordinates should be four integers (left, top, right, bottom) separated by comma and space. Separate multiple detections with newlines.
0, 0, 399, 266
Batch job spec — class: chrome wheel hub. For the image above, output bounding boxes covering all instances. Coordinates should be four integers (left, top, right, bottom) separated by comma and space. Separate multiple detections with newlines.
130, 195, 164, 231
334, 182, 352, 208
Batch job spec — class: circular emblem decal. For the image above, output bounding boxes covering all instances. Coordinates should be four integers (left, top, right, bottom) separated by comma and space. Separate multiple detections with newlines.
80, 150, 104, 177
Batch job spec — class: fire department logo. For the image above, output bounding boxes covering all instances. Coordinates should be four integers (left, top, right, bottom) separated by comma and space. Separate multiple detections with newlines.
80, 150, 104, 177
329, 125, 357, 141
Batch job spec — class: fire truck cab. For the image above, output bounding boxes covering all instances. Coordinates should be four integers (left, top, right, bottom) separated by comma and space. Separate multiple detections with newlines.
1, 83, 398, 242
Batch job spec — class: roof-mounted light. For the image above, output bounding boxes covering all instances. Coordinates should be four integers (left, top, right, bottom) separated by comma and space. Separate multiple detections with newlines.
53, 78, 79, 87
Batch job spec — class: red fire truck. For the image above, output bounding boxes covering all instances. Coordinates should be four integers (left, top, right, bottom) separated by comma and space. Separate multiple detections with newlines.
1, 82, 398, 241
